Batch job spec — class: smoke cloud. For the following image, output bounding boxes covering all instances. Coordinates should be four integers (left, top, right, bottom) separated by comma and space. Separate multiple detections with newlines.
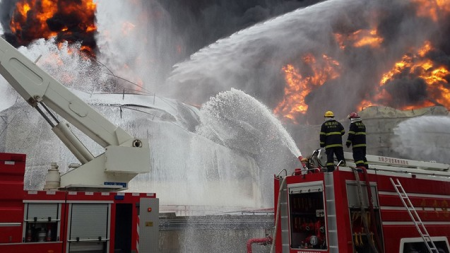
1, 0, 318, 93
93, 0, 323, 94
167, 0, 450, 123
2, 0, 450, 124
0, 0, 97, 55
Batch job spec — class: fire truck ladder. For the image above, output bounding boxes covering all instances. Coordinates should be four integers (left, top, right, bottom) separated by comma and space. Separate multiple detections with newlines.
324, 172, 339, 252
390, 178, 439, 253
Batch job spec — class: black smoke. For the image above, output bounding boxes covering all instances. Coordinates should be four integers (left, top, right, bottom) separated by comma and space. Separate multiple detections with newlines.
154, 0, 323, 57
0, 0, 97, 55
115, 0, 324, 93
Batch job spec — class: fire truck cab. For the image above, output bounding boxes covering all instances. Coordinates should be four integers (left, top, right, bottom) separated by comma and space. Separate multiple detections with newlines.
273, 151, 450, 253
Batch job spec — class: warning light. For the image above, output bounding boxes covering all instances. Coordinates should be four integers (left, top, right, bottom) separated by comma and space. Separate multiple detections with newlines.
147, 207, 152, 212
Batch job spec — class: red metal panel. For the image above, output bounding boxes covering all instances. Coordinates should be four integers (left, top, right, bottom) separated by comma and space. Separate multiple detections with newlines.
377, 176, 450, 195
426, 224, 450, 236
0, 183, 24, 200
24, 190, 67, 201
0, 226, 22, 244
0, 153, 26, 244
0, 202, 23, 222
0, 153, 26, 191
0, 242, 63, 253
66, 191, 114, 201
333, 171, 353, 253
0, 153, 26, 163
381, 209, 450, 222
379, 194, 408, 206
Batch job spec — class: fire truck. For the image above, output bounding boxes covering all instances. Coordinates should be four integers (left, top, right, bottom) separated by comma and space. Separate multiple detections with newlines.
272, 150, 450, 253
0, 37, 159, 252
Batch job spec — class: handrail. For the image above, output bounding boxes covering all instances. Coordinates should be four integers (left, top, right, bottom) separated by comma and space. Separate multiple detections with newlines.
270, 176, 287, 253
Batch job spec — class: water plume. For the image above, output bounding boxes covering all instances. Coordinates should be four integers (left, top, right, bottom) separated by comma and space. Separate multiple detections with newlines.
391, 116, 450, 164
197, 88, 301, 158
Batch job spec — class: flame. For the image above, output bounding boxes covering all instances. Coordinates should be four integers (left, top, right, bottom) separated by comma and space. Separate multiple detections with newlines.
412, 0, 450, 22
274, 54, 341, 123
334, 28, 384, 50
357, 100, 378, 111
401, 101, 436, 110
10, 2, 31, 33
363, 40, 450, 110
10, 0, 97, 56
278, 1, 450, 122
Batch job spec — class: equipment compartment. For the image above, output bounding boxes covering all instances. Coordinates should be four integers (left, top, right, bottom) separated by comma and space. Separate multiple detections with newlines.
289, 184, 327, 250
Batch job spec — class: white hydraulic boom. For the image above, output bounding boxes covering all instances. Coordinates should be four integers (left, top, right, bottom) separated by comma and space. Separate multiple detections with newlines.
0, 37, 150, 190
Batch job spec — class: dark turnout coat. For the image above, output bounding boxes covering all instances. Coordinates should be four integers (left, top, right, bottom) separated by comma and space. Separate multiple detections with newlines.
346, 118, 366, 148
320, 119, 345, 149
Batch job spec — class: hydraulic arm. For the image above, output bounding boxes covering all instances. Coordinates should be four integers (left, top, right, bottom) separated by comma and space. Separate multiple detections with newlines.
0, 37, 150, 190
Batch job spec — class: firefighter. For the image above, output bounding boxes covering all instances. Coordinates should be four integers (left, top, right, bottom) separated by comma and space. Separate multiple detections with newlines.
320, 111, 345, 172
346, 112, 368, 169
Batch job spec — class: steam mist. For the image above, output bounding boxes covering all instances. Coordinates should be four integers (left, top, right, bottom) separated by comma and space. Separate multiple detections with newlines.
2, 1, 450, 164
392, 116, 450, 164
93, 0, 324, 93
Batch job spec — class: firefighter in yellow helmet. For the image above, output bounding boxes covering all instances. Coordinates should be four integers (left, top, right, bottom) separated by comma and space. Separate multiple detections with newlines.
320, 111, 345, 172
346, 112, 368, 169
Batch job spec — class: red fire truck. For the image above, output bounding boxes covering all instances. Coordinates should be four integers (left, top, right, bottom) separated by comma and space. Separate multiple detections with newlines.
0, 152, 158, 253
272, 150, 450, 253
0, 36, 159, 252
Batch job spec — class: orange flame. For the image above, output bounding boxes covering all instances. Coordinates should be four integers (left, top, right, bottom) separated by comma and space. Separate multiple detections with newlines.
334, 28, 383, 50
10, 0, 97, 56
361, 40, 450, 110
412, 0, 450, 22
274, 54, 341, 123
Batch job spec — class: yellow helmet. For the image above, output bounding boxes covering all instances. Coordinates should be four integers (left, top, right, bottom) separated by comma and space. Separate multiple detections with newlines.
324, 111, 334, 117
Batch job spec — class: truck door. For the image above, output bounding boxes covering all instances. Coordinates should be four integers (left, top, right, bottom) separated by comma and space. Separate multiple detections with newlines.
66, 203, 110, 253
